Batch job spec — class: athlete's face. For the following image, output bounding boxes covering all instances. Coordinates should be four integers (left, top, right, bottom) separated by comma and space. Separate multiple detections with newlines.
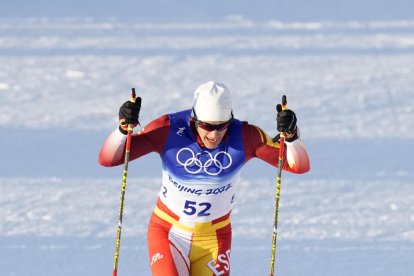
196, 120, 230, 149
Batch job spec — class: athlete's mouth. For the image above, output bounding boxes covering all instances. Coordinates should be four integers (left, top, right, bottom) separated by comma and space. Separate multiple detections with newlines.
206, 137, 218, 143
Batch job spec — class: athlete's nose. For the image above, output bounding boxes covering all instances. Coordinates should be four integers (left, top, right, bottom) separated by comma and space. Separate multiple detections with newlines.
209, 130, 221, 139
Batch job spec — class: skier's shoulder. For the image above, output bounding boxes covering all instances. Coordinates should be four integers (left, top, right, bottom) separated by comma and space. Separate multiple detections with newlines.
139, 114, 171, 134
239, 120, 268, 145
132, 114, 171, 154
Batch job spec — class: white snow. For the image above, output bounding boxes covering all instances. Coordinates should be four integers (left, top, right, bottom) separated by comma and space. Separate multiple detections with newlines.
1, 176, 413, 275
0, 82, 9, 90
1, 16, 414, 276
1, 18, 413, 138
65, 70, 85, 79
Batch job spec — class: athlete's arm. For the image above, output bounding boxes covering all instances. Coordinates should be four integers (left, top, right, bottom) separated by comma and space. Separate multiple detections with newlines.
242, 122, 310, 174
98, 115, 170, 167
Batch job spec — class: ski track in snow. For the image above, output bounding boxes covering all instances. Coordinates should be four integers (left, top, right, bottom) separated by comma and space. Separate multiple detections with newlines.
1, 54, 414, 139
1, 18, 414, 275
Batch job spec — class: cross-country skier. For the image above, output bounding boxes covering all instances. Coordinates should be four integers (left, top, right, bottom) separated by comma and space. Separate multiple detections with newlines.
99, 81, 310, 276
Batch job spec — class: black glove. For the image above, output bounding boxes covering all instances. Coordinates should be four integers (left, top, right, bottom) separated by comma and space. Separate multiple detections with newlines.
118, 97, 142, 134
276, 104, 298, 142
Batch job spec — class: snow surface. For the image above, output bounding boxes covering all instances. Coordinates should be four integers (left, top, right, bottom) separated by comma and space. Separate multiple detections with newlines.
1, 13, 414, 276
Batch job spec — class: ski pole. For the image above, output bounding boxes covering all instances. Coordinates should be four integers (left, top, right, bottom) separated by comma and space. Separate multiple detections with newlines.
113, 88, 136, 276
269, 95, 287, 276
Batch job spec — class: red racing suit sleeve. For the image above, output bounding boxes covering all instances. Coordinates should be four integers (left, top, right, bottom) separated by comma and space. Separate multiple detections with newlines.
98, 115, 170, 167
241, 122, 310, 174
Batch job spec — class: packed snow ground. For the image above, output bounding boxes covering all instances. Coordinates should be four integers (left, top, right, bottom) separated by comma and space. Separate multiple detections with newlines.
1, 17, 414, 275
1, 175, 414, 275
1, 18, 414, 140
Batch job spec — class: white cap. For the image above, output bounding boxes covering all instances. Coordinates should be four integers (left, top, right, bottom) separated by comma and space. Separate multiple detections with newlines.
192, 81, 233, 121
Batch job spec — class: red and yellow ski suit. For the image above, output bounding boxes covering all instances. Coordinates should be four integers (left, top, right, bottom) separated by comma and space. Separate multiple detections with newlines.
99, 110, 310, 276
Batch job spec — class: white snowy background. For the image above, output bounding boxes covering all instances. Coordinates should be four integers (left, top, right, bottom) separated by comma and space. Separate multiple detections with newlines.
1, 1, 414, 275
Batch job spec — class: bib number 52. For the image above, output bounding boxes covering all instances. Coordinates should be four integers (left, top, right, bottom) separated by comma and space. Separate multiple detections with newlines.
183, 200, 211, 217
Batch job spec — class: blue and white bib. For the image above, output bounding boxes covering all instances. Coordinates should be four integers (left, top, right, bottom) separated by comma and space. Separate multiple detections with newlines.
159, 109, 246, 223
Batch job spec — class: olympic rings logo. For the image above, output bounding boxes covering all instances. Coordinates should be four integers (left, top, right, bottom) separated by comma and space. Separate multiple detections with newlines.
176, 148, 232, 176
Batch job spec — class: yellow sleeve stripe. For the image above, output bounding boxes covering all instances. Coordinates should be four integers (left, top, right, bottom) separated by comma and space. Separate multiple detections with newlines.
253, 125, 265, 143
253, 125, 280, 148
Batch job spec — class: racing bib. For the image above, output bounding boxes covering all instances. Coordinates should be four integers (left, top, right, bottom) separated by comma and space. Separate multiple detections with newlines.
159, 109, 246, 222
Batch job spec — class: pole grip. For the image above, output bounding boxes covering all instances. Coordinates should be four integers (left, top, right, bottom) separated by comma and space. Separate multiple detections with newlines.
278, 95, 287, 159
127, 88, 137, 132
281, 95, 287, 109
131, 88, 136, 103
272, 95, 288, 143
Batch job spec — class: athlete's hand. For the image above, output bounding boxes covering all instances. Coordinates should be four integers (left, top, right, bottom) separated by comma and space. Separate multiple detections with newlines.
118, 97, 142, 134
276, 104, 298, 142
